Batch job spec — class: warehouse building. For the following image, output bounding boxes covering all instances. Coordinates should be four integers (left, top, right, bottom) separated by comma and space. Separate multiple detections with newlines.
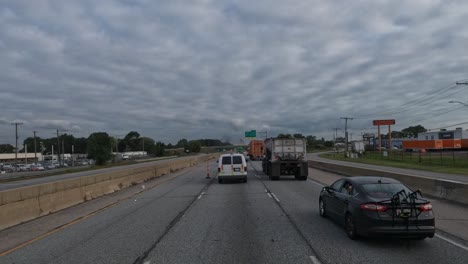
0, 153, 43, 163
418, 127, 468, 140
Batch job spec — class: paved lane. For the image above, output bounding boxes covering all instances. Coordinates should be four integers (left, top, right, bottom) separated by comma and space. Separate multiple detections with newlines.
1, 160, 467, 264
250, 161, 468, 264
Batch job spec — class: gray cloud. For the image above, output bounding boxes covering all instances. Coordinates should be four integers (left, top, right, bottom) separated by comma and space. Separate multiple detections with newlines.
1, 0, 468, 144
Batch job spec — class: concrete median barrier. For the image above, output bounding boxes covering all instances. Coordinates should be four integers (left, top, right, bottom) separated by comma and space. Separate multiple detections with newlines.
0, 154, 215, 231
309, 160, 468, 205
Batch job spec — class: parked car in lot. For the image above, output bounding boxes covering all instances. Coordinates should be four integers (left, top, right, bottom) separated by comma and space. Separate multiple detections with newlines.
45, 163, 57, 170
16, 164, 29, 172
217, 153, 248, 183
319, 176, 435, 240
2, 164, 14, 173
31, 164, 45, 171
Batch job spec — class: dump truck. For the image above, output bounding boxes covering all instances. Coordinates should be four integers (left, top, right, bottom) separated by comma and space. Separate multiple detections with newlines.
262, 137, 308, 181
248, 140, 265, 160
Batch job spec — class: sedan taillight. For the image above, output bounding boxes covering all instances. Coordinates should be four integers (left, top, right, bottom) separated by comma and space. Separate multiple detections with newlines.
360, 203, 388, 212
419, 203, 432, 212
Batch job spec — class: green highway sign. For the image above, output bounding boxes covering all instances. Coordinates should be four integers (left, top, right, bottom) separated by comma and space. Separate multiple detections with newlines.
245, 130, 256, 139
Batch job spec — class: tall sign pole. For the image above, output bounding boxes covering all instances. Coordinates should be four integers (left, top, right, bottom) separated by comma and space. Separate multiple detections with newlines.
373, 120, 395, 155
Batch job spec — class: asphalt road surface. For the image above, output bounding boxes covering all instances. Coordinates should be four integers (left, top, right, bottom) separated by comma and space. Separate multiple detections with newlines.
1, 161, 467, 264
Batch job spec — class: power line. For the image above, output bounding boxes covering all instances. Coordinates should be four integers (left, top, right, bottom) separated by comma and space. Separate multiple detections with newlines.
355, 79, 468, 118
428, 121, 468, 131
365, 85, 463, 118
410, 105, 465, 123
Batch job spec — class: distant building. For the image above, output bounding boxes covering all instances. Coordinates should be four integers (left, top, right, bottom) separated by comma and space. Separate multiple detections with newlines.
418, 127, 468, 140
0, 153, 43, 163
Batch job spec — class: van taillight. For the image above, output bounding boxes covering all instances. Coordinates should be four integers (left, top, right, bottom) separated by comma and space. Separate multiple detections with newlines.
360, 203, 388, 212
419, 203, 432, 212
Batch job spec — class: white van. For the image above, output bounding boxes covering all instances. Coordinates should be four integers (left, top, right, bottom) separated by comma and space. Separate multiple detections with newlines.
217, 153, 248, 183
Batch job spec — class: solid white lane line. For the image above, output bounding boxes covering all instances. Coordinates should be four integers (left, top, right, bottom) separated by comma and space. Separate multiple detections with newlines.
309, 255, 322, 264
308, 179, 324, 187
267, 193, 272, 198
271, 193, 280, 203
435, 234, 468, 251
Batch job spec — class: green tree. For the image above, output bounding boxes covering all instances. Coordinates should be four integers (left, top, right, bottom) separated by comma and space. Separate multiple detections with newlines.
0, 144, 14, 153
176, 139, 189, 149
187, 140, 201, 153
277, 134, 293, 138
120, 131, 141, 151
293, 134, 304, 138
402, 125, 426, 138
87, 132, 112, 165
151, 141, 166, 156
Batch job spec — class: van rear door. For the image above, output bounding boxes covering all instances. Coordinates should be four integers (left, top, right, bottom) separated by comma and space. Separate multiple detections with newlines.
232, 155, 244, 175
221, 156, 232, 175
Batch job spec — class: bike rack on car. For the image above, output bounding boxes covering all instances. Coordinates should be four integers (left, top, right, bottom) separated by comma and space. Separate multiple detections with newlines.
381, 189, 427, 229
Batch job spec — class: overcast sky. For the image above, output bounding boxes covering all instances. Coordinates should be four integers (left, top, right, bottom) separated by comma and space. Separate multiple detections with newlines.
1, 0, 468, 145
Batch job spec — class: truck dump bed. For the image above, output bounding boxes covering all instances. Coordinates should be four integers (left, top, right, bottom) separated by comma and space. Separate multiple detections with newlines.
265, 138, 306, 161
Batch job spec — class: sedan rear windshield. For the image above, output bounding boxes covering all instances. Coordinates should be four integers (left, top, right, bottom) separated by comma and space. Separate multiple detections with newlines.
232, 156, 243, 164
361, 183, 412, 198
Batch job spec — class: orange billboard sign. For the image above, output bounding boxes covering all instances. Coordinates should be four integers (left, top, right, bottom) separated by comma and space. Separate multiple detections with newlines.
373, 119, 395, 126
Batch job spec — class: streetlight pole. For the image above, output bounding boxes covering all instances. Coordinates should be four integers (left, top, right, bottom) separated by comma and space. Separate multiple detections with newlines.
449, 100, 468, 107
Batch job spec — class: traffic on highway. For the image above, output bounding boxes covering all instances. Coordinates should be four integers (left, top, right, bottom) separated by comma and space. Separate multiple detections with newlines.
2, 1, 468, 263
0, 156, 467, 264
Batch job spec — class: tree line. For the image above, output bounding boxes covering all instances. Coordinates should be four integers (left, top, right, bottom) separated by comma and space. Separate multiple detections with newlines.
0, 131, 231, 165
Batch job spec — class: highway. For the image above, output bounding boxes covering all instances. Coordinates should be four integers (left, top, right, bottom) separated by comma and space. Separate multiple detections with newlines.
0, 156, 196, 191
1, 161, 467, 264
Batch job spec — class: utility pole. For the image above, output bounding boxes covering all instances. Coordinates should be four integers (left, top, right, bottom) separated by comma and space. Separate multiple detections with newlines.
333, 128, 340, 142
11, 122, 23, 170
33, 131, 37, 163
340, 117, 353, 157
56, 130, 61, 166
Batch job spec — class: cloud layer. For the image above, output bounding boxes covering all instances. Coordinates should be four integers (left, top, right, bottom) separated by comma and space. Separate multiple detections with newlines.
1, 0, 468, 144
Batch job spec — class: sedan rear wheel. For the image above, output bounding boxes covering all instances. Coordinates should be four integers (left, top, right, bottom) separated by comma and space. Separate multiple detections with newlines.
345, 214, 358, 240
319, 199, 327, 217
